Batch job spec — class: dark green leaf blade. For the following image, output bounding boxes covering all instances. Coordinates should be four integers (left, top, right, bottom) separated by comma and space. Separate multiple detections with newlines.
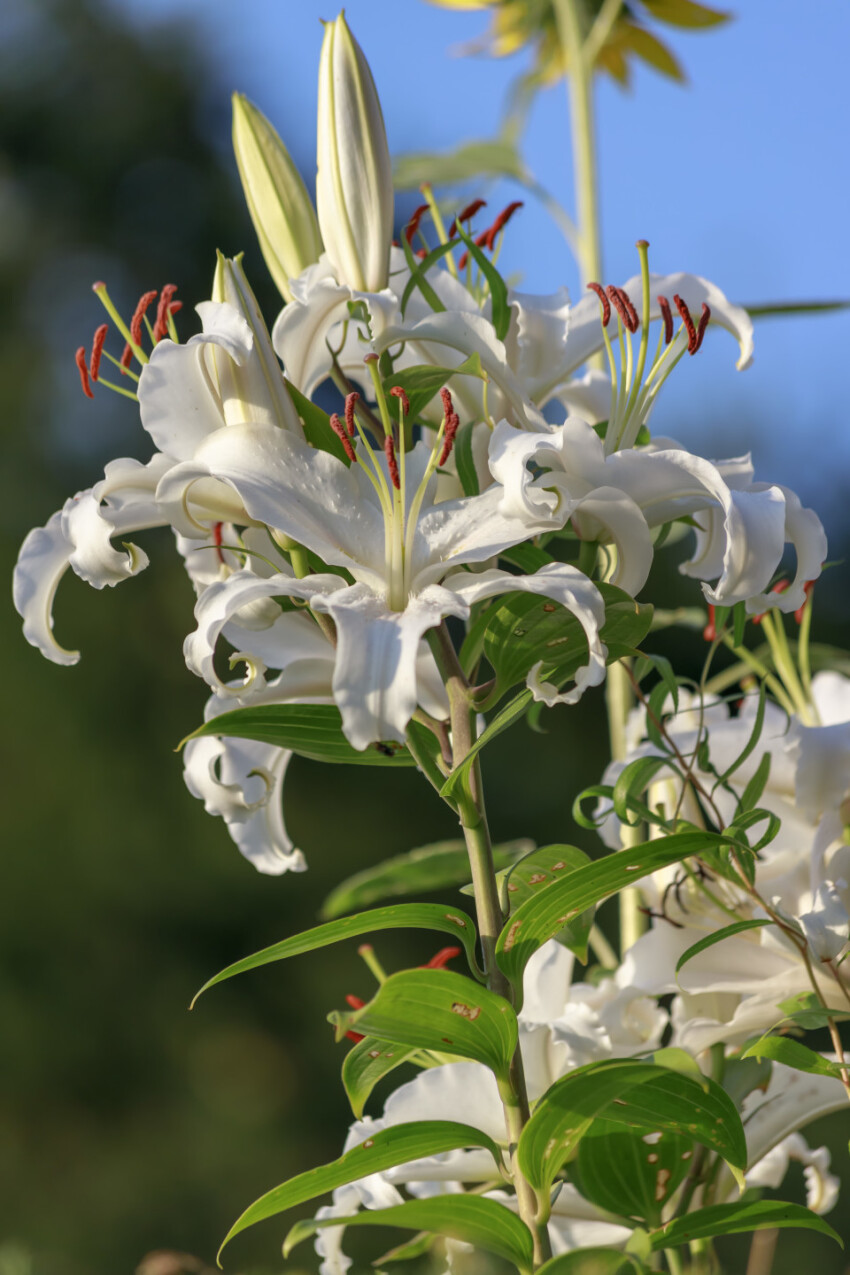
652, 1200, 842, 1251
536, 1250, 649, 1275
342, 1036, 419, 1120
741, 1034, 847, 1079
218, 1121, 506, 1258
182, 703, 415, 766
574, 1119, 693, 1227
284, 1195, 534, 1273
329, 968, 517, 1082
192, 903, 480, 1006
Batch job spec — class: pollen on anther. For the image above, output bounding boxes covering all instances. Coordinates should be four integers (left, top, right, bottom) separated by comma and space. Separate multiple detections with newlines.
129, 289, 158, 347
439, 413, 460, 467
390, 386, 410, 417
421, 946, 461, 970
695, 303, 711, 353
329, 412, 358, 463
449, 198, 487, 237
344, 391, 359, 437
119, 343, 133, 374
702, 604, 717, 642
483, 200, 523, 250
608, 285, 639, 333
587, 282, 611, 327
384, 433, 401, 490
657, 295, 674, 346
89, 324, 108, 381
673, 294, 698, 353
404, 203, 430, 245
75, 346, 94, 399
153, 284, 179, 342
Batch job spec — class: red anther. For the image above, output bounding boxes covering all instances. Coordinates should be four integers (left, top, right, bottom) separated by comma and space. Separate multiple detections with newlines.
390, 386, 410, 417
344, 391, 360, 437
457, 250, 469, 271
608, 285, 639, 333
673, 294, 698, 353
89, 324, 108, 381
404, 202, 430, 245
420, 946, 462, 970
168, 300, 183, 316
694, 303, 711, 353
483, 200, 524, 249
75, 346, 94, 399
384, 433, 401, 489
587, 282, 611, 327
212, 521, 226, 566
329, 412, 358, 463
752, 578, 790, 625
345, 994, 366, 1010
129, 289, 158, 347
416, 248, 427, 260
119, 343, 133, 374
795, 580, 815, 625
438, 412, 460, 467
702, 604, 716, 642
449, 198, 487, 237
439, 386, 454, 420
153, 284, 179, 342
657, 295, 673, 346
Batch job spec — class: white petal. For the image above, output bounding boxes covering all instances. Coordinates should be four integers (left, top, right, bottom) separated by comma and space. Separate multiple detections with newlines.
689, 486, 787, 609
62, 492, 150, 588
741, 484, 827, 615
796, 880, 850, 960
139, 337, 226, 460
14, 509, 80, 665
382, 1061, 505, 1143
507, 287, 571, 403
312, 583, 463, 749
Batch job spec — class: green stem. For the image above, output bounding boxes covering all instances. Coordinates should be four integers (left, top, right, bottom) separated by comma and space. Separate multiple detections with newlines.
664, 1247, 685, 1275
552, 0, 602, 287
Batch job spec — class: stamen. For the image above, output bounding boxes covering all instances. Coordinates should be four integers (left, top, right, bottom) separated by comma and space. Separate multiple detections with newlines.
384, 433, 401, 490
89, 324, 108, 381
795, 580, 815, 625
448, 198, 486, 237
438, 413, 459, 466
673, 294, 698, 353
440, 386, 454, 419
129, 289, 158, 348
587, 281, 611, 326
343, 994, 366, 1042
695, 303, 711, 352
702, 604, 717, 642
168, 301, 183, 316
119, 343, 134, 374
152, 284, 179, 342
483, 200, 523, 250
658, 295, 674, 346
608, 286, 639, 333
457, 228, 490, 272
421, 946, 462, 970
75, 346, 94, 399
329, 412, 358, 463
344, 391, 359, 437
752, 579, 790, 625
404, 203, 430, 245
390, 386, 410, 416
212, 521, 226, 566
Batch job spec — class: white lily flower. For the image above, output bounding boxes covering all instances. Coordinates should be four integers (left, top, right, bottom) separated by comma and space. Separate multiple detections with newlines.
795, 879, 850, 962
159, 421, 608, 748
316, 12, 393, 293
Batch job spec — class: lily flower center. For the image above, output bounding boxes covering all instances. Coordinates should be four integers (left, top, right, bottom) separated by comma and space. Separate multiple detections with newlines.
587, 240, 711, 456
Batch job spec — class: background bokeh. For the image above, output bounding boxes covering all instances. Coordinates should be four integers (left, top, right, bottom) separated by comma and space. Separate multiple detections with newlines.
2, 2, 849, 1272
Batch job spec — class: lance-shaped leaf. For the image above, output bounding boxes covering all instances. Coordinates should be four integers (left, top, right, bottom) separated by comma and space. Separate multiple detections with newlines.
284, 1195, 534, 1273
573, 1119, 694, 1228
182, 703, 415, 767
650, 1200, 842, 1251
322, 838, 532, 919
741, 1035, 848, 1079
454, 223, 510, 341
381, 352, 485, 421
517, 1059, 746, 1202
219, 1120, 506, 1258
496, 831, 727, 999
285, 378, 350, 464
675, 919, 772, 976
536, 1250, 650, 1275
192, 903, 481, 1005
488, 844, 594, 962
342, 1036, 419, 1120
329, 968, 518, 1083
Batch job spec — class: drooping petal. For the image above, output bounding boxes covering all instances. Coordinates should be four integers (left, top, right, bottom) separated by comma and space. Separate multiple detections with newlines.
311, 582, 464, 749
441, 564, 607, 706
787, 718, 850, 820
795, 880, 850, 961
686, 485, 787, 609
14, 510, 82, 665
505, 287, 571, 404
739, 484, 827, 615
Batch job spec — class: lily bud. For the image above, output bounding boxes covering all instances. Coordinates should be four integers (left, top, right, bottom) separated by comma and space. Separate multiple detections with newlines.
210, 252, 303, 434
231, 92, 323, 302
316, 12, 393, 292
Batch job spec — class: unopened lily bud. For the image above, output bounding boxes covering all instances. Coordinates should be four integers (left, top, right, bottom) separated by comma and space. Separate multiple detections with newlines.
210, 252, 303, 434
231, 93, 323, 302
316, 12, 393, 292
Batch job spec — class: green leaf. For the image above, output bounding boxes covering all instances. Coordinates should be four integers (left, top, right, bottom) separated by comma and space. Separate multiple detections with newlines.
675, 919, 772, 977
651, 1200, 842, 1251
713, 682, 765, 789
499, 844, 594, 961
737, 751, 772, 814
642, 0, 730, 28
496, 831, 728, 998
518, 1059, 746, 1202
329, 968, 517, 1082
536, 1251, 650, 1275
394, 139, 528, 189
284, 1195, 534, 1274
454, 223, 510, 341
321, 838, 532, 919
181, 703, 415, 766
191, 903, 481, 1006
744, 298, 850, 320
612, 755, 675, 826
454, 419, 480, 496
777, 991, 847, 1030
573, 1119, 694, 1228
400, 239, 458, 317
381, 351, 485, 422
482, 584, 652, 706
741, 1034, 847, 1079
285, 378, 349, 465
440, 689, 533, 803
218, 1120, 506, 1258
722, 1054, 772, 1110
341, 1036, 419, 1120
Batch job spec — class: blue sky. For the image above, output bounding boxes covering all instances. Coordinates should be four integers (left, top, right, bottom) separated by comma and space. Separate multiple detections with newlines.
108, 0, 849, 521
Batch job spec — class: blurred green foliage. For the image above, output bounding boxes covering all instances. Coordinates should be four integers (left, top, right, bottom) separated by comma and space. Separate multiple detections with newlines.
2, 2, 849, 1274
